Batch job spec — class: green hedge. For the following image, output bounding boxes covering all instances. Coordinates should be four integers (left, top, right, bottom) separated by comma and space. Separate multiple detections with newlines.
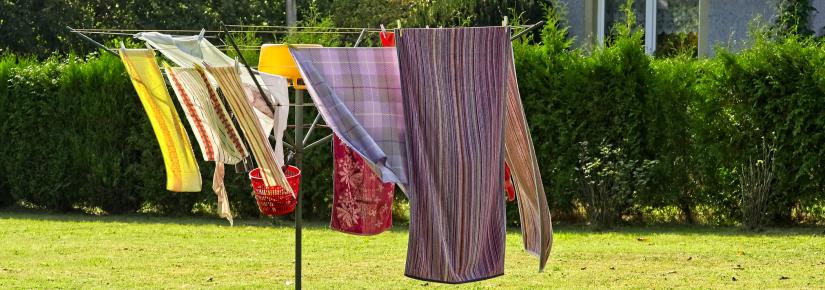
1, 12, 824, 225
509, 8, 825, 225
705, 35, 825, 222
0, 54, 255, 215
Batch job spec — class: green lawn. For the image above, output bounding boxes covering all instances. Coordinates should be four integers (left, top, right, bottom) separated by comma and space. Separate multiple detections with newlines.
1, 210, 823, 289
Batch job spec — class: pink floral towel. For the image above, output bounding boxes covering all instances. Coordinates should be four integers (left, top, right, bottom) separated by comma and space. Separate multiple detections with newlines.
331, 134, 395, 235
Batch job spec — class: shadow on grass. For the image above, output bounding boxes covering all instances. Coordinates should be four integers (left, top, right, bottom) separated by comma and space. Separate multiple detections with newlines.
1, 206, 823, 236
550, 224, 824, 237
0, 206, 305, 229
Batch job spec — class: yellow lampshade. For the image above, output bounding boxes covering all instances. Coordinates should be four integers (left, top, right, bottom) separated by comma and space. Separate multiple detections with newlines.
258, 44, 322, 88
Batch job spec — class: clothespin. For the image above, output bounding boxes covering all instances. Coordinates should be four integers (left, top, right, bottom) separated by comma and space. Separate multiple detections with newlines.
397, 19, 403, 37
426, 25, 430, 29
502, 16, 509, 27
198, 28, 206, 40
380, 24, 387, 33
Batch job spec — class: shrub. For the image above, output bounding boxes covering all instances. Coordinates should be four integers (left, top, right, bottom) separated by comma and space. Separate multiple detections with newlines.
739, 139, 777, 230
577, 141, 658, 228
1, 2, 824, 225
710, 34, 825, 223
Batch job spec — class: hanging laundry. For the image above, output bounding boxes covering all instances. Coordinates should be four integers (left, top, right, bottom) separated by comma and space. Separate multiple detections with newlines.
379, 30, 396, 47
257, 72, 290, 167
164, 63, 248, 164
164, 63, 249, 224
504, 163, 516, 201
212, 162, 233, 225
136, 31, 279, 137
119, 48, 201, 192
328, 33, 398, 235
330, 135, 394, 235
205, 64, 292, 192
396, 27, 509, 284
290, 47, 407, 186
503, 46, 553, 271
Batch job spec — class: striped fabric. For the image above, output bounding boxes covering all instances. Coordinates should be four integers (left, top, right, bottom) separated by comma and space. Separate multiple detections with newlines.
504, 46, 554, 271
331, 135, 395, 235
164, 63, 249, 224
291, 47, 407, 185
137, 32, 280, 137
205, 64, 292, 193
164, 64, 247, 164
396, 27, 509, 283
119, 48, 201, 192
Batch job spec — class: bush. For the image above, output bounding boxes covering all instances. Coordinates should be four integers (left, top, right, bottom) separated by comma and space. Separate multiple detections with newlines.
0, 52, 261, 215
577, 141, 658, 228
513, 2, 824, 225
1, 2, 824, 225
708, 34, 825, 223
739, 139, 777, 230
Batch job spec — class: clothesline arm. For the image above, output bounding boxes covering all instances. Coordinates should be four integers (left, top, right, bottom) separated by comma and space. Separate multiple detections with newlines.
303, 133, 333, 151
510, 21, 544, 41
66, 26, 119, 56
302, 114, 323, 145
353, 28, 368, 47
274, 135, 295, 149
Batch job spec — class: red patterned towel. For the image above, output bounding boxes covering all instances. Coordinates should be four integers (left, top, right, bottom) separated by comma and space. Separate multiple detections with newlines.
330, 135, 395, 235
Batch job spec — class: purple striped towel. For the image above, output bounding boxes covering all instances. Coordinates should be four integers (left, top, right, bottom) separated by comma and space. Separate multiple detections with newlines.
397, 27, 509, 284
504, 44, 554, 271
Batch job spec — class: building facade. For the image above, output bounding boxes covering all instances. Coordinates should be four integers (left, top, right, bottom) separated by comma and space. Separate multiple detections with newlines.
558, 0, 825, 57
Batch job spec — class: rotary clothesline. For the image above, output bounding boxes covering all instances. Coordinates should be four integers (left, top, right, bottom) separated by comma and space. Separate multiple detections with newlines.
65, 21, 544, 150
67, 21, 546, 290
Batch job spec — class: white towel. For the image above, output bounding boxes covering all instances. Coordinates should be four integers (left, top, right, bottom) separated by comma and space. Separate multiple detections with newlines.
136, 31, 280, 136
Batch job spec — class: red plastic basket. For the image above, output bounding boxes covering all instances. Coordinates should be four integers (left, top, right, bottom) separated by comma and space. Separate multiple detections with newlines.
249, 166, 301, 216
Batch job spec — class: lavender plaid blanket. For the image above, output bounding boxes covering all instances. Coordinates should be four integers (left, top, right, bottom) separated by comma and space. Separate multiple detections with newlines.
291, 47, 407, 186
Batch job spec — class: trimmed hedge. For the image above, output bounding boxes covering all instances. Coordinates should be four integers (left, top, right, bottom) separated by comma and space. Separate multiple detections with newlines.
509, 8, 824, 225
0, 53, 258, 215
1, 12, 823, 225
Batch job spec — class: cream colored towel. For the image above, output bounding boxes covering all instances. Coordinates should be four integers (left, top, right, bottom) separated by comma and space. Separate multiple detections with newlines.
205, 64, 293, 193
137, 31, 279, 136
213, 163, 233, 225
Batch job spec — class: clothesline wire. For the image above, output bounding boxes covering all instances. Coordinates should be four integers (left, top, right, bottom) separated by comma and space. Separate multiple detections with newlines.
67, 20, 544, 56
70, 24, 535, 35
73, 29, 374, 35
74, 31, 223, 39
226, 24, 533, 28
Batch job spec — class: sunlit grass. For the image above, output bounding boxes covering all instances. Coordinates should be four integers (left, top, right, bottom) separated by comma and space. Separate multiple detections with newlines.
1, 210, 823, 289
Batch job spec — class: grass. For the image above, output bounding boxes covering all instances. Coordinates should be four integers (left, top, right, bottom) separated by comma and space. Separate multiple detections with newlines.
1, 209, 824, 289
